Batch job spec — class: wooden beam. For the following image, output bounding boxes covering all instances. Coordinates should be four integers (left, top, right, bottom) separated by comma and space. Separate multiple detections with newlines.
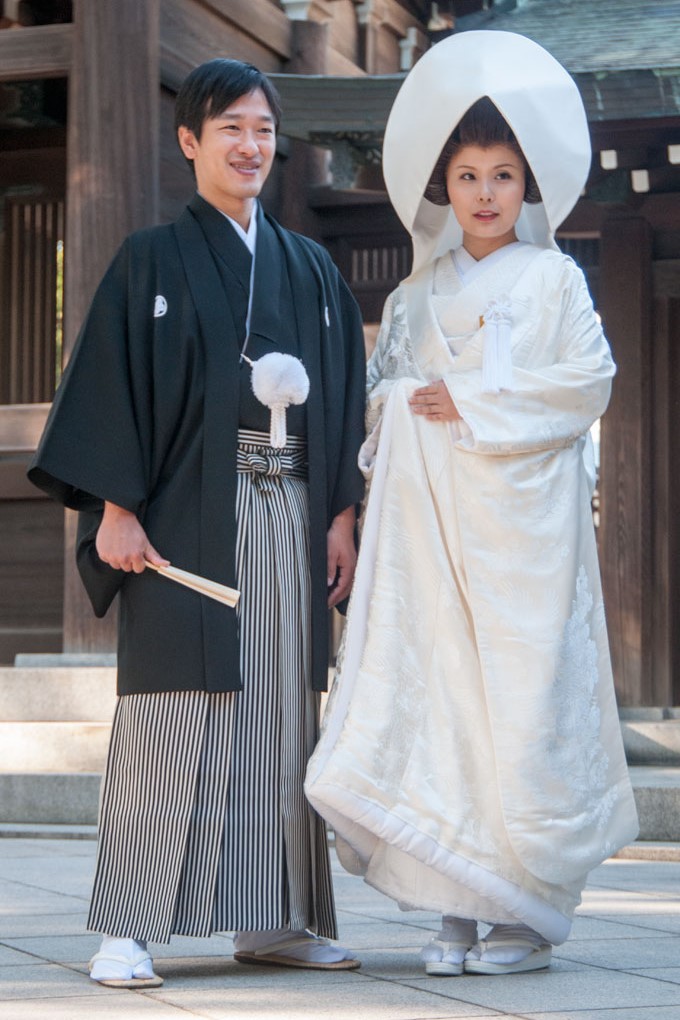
0, 148, 65, 189
357, 0, 425, 74
202, 0, 290, 57
0, 23, 71, 80
61, 0, 162, 655
326, 48, 365, 76
278, 18, 330, 237
650, 295, 680, 705
638, 193, 680, 234
64, 0, 160, 360
1, 127, 66, 151
160, 0, 289, 94
598, 216, 654, 706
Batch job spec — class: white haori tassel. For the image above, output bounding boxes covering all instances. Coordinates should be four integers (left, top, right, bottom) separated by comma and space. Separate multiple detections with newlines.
482, 295, 513, 394
247, 352, 310, 449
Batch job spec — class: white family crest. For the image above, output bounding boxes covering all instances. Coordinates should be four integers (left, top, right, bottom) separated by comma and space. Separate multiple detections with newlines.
154, 295, 168, 318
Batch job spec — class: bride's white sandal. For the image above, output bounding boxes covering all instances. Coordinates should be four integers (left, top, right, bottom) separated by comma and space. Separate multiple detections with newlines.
422, 938, 474, 976
421, 917, 478, 976
464, 923, 551, 975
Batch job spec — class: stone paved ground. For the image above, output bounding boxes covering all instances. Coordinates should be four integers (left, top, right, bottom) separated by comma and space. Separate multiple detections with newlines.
1, 837, 679, 1020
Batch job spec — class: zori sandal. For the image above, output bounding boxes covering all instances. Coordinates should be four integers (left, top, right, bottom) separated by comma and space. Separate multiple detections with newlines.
89, 936, 163, 988
421, 937, 475, 976
464, 923, 551, 975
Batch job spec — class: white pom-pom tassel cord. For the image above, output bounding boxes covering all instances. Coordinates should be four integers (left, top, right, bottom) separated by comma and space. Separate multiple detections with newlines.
246, 352, 310, 449
270, 404, 287, 449
482, 296, 513, 394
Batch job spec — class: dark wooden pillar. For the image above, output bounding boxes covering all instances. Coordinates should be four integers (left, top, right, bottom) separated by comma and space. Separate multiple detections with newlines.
62, 0, 160, 653
279, 19, 329, 237
650, 295, 680, 705
598, 216, 653, 705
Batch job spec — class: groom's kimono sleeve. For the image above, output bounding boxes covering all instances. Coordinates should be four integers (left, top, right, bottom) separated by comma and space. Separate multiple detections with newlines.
28, 225, 203, 626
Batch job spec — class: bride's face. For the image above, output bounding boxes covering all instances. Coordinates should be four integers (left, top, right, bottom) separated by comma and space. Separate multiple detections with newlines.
445, 143, 525, 258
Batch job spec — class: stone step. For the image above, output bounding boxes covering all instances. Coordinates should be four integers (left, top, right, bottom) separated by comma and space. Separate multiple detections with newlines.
629, 766, 680, 840
0, 773, 102, 825
613, 841, 680, 862
0, 665, 116, 722
621, 719, 680, 765
1, 766, 678, 838
0, 821, 98, 840
0, 721, 111, 772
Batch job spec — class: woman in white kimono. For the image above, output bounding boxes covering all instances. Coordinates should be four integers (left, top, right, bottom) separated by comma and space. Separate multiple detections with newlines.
306, 31, 639, 977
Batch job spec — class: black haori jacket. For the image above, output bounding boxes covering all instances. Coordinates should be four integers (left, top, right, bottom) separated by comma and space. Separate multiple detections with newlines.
29, 195, 366, 695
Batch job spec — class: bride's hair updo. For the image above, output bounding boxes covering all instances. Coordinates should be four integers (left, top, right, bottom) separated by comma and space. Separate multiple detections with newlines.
424, 96, 542, 206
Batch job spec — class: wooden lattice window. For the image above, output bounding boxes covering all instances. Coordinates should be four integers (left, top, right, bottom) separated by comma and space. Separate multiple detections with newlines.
350, 242, 411, 293
1, 194, 64, 404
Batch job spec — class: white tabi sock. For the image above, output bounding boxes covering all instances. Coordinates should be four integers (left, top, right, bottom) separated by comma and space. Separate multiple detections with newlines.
89, 935, 156, 982
421, 915, 478, 967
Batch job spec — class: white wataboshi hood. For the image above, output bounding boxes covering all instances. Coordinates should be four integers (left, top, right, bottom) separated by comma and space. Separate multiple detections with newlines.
382, 30, 592, 276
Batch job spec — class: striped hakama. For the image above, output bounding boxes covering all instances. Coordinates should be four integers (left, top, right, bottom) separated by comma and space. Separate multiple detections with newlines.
87, 430, 337, 944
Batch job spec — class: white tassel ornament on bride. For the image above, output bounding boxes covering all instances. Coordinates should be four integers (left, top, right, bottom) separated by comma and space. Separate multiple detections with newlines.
246, 352, 310, 448
482, 295, 513, 394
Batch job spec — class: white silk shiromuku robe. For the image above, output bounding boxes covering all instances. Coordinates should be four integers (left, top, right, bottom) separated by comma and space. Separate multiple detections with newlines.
305, 241, 639, 945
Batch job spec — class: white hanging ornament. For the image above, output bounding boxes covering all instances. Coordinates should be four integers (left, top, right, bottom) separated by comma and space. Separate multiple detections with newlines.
481, 295, 513, 394
245, 352, 310, 448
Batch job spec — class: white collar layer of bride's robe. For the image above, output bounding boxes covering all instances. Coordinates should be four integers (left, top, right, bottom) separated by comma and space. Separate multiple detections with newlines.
409, 240, 539, 393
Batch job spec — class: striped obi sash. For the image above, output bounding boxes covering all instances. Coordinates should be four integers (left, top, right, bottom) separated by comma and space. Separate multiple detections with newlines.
236, 428, 307, 488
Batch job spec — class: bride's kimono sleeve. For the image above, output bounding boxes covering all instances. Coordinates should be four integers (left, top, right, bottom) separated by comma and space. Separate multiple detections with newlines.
360, 288, 422, 479
444, 255, 614, 455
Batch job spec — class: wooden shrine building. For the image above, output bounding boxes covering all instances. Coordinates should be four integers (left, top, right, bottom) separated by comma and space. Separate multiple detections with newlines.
1, 0, 679, 710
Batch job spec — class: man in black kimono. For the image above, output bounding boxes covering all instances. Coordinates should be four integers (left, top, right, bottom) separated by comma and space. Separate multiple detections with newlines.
29, 59, 365, 986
